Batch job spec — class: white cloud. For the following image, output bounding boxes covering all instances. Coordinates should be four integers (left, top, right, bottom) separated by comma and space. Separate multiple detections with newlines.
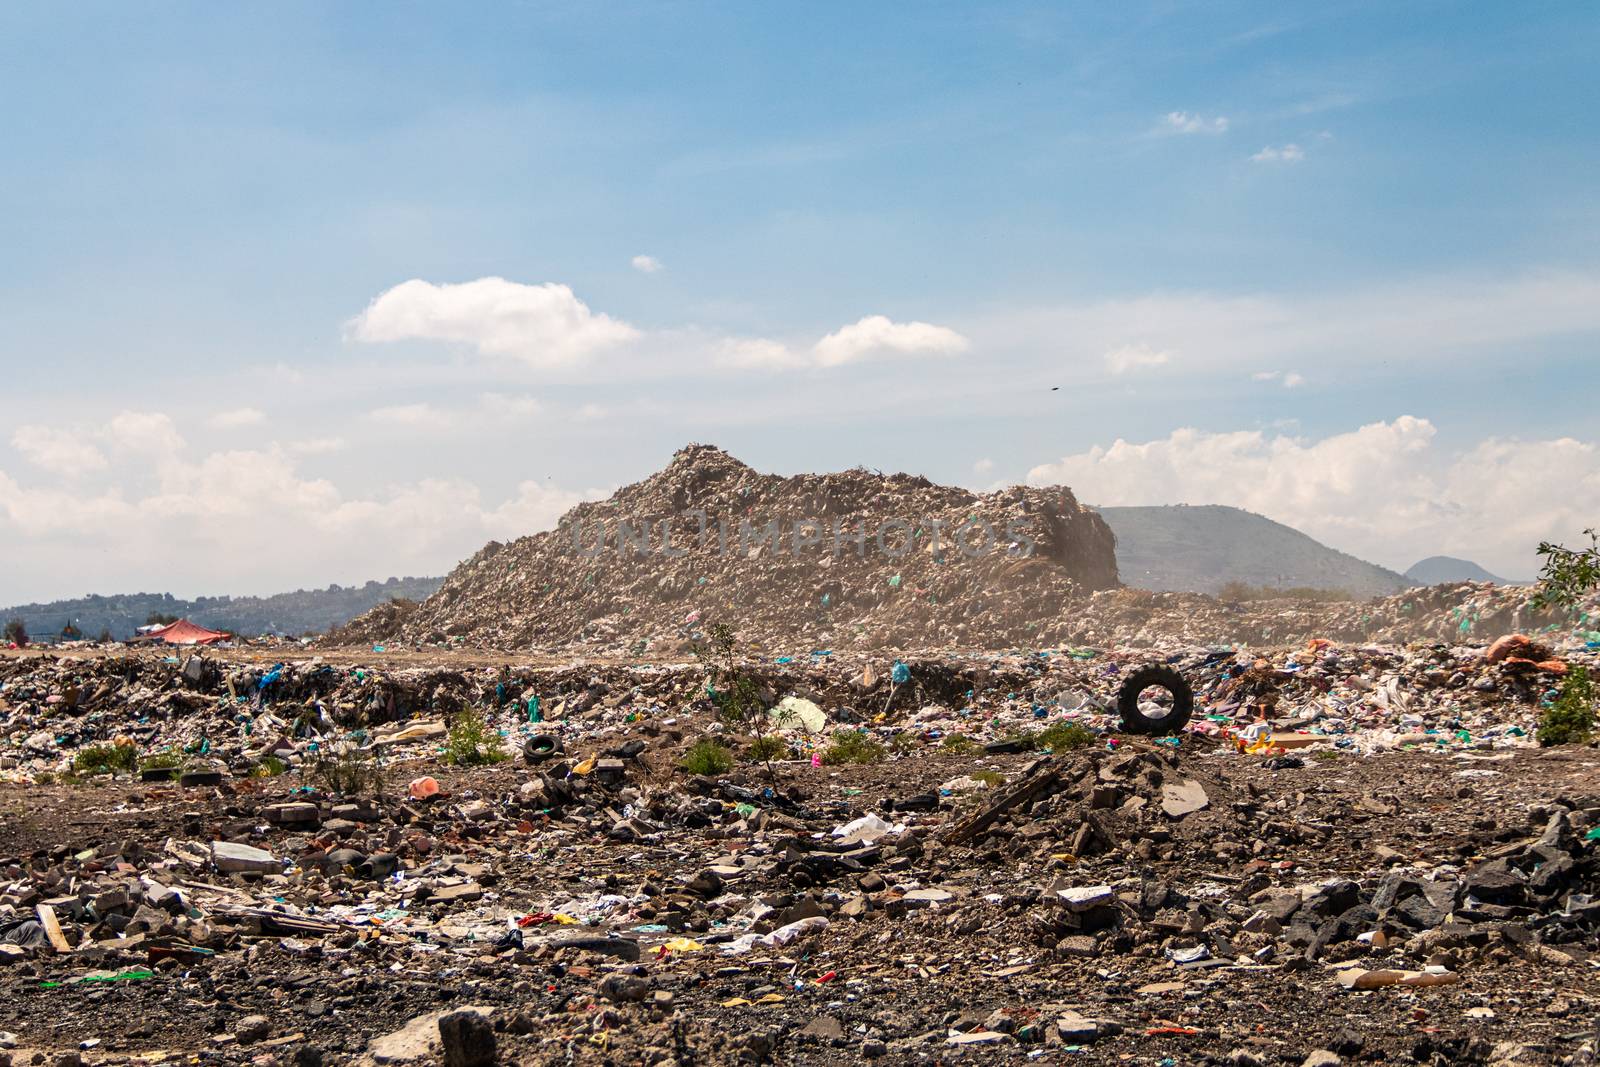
0, 424, 608, 602
479, 392, 543, 418
1104, 343, 1172, 374
715, 337, 804, 369
11, 427, 108, 478
106, 411, 184, 457
349, 277, 639, 368
207, 407, 266, 429
630, 254, 663, 274
367, 403, 453, 430
1026, 417, 1598, 577
1253, 369, 1305, 388
286, 436, 347, 456
574, 403, 608, 421
1164, 111, 1229, 134
1282, 372, 1306, 388
812, 315, 969, 367
973, 458, 995, 475
1251, 143, 1305, 164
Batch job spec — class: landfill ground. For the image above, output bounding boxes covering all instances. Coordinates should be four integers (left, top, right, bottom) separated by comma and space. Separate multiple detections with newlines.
1, 642, 1597, 1067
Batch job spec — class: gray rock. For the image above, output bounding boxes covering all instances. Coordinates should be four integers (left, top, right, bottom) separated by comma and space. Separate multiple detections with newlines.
235, 1015, 271, 1043
598, 974, 650, 1003
211, 841, 280, 874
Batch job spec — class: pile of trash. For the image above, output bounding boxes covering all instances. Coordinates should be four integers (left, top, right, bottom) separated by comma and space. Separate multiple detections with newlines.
2, 623, 1594, 786
1066, 583, 1600, 650
333, 443, 1121, 651
2, 718, 1595, 1064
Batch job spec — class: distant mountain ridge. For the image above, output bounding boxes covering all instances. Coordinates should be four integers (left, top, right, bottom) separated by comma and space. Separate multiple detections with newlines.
1405, 555, 1520, 586
1, 576, 444, 641
1095, 504, 1415, 597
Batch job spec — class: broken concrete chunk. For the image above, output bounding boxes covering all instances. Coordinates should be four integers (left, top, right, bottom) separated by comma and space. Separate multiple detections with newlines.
210, 841, 281, 874
1056, 885, 1115, 911
1161, 779, 1210, 817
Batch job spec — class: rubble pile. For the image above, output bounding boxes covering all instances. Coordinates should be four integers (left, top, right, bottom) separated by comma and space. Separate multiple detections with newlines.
335, 444, 1120, 651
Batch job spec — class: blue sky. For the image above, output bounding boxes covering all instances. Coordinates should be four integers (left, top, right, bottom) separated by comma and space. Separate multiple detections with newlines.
2, 2, 1597, 601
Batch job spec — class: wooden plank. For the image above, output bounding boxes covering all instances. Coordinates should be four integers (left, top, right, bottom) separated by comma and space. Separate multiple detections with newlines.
36, 903, 71, 953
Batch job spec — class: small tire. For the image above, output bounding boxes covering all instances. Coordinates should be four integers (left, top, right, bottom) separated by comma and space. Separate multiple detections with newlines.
1117, 664, 1194, 736
523, 734, 563, 763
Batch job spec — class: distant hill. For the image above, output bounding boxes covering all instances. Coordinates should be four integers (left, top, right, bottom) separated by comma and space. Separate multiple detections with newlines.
1405, 556, 1519, 586
1095, 504, 1415, 597
1, 576, 444, 642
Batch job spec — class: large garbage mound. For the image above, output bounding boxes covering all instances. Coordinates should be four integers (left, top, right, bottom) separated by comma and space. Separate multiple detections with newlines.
336, 444, 1120, 651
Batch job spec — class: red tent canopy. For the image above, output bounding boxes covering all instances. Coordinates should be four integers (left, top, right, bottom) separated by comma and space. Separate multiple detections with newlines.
147, 619, 231, 645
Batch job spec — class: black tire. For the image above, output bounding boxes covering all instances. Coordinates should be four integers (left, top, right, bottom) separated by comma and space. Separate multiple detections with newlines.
523, 733, 563, 763
1117, 664, 1194, 736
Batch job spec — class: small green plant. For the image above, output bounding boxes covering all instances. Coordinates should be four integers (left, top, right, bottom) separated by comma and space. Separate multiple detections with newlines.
888, 731, 921, 755
970, 769, 1005, 788
1539, 666, 1596, 747
443, 708, 509, 766
251, 755, 288, 778
691, 623, 763, 730
940, 734, 979, 754
311, 741, 384, 795
73, 743, 138, 776
138, 750, 185, 778
1034, 722, 1095, 752
681, 737, 735, 776
1533, 529, 1600, 610
746, 735, 790, 764
37, 770, 82, 786
821, 729, 885, 766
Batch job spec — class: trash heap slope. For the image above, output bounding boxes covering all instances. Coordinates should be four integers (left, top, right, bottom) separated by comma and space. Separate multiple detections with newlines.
337, 444, 1119, 650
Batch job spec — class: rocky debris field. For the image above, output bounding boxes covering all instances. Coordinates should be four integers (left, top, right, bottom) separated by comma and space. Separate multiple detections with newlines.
0, 627, 1598, 1066
0, 718, 1596, 1067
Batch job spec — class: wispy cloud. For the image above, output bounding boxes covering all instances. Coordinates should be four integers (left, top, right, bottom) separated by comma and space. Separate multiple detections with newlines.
1251, 143, 1305, 164
1163, 111, 1229, 134
1253, 370, 1306, 388
631, 254, 663, 274
367, 403, 453, 430
1105, 343, 1172, 374
207, 407, 266, 430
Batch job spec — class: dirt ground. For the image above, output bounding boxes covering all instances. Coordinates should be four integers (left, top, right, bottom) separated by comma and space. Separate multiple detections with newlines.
1, 716, 1597, 1066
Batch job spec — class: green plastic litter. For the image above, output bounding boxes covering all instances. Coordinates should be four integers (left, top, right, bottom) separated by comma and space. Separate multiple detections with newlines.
1587, 827, 1600, 842
734, 802, 757, 818
43, 967, 154, 988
